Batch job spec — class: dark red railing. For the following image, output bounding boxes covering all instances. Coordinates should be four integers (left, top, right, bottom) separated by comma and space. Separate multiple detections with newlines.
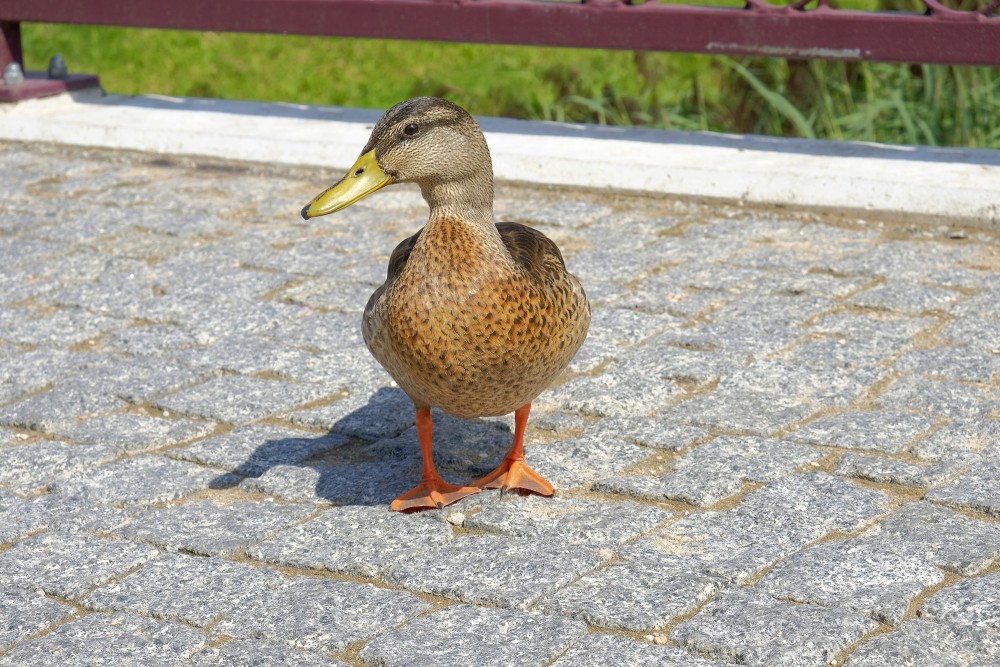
2, 0, 999, 102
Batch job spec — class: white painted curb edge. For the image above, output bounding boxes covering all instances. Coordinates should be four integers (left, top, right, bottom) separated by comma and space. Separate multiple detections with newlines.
2, 88, 998, 227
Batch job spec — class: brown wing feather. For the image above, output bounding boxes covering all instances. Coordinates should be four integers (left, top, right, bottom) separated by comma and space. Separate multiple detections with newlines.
496, 221, 567, 283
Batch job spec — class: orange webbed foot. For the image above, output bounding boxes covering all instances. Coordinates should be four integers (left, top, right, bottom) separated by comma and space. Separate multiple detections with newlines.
474, 458, 555, 497
390, 476, 480, 513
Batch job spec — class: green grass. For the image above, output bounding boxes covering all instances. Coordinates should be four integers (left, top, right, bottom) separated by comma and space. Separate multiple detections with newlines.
21, 23, 1000, 148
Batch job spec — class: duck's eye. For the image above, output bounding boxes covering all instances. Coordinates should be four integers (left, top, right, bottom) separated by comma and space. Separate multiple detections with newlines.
404, 123, 419, 136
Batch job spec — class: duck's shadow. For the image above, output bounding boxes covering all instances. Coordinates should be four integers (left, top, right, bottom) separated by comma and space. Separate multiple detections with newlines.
208, 387, 513, 507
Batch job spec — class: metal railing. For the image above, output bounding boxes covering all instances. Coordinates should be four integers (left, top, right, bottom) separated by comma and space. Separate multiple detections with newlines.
2, 0, 999, 102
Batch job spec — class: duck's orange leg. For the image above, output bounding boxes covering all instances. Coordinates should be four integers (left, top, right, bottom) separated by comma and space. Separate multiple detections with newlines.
390, 408, 480, 513
473, 403, 555, 496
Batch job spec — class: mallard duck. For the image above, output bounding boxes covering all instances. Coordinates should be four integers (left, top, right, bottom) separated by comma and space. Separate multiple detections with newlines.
302, 96, 590, 512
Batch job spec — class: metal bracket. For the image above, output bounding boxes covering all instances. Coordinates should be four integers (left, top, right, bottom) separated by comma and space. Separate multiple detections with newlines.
0, 20, 100, 103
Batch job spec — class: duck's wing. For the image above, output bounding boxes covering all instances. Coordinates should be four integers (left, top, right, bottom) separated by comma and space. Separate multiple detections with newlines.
496, 221, 569, 283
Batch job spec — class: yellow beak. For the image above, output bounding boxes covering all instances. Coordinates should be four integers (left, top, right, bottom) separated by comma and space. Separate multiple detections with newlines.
300, 149, 392, 219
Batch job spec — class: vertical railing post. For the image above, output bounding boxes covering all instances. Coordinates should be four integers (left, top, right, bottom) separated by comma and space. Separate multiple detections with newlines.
1, 21, 23, 69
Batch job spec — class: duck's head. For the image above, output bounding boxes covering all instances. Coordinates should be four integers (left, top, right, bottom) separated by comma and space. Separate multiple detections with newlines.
301, 96, 493, 221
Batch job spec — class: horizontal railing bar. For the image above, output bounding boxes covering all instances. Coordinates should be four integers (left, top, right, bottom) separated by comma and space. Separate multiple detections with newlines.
2, 0, 998, 66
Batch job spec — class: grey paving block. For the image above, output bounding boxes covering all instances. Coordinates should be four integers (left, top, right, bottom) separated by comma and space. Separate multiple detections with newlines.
628, 473, 890, 583
551, 633, 728, 667
757, 538, 943, 624
0, 612, 206, 667
539, 362, 684, 418
528, 434, 654, 492
0, 533, 158, 599
168, 423, 348, 477
543, 553, 722, 631
82, 552, 285, 627
154, 375, 332, 424
213, 576, 430, 653
583, 418, 709, 452
385, 534, 603, 610
289, 386, 416, 441
926, 461, 1000, 517
845, 618, 1000, 667
358, 604, 587, 667
52, 413, 216, 454
895, 346, 1000, 383
1, 307, 125, 347
671, 362, 880, 435
598, 437, 823, 506
851, 280, 960, 313
672, 587, 877, 667
0, 587, 76, 652
53, 455, 223, 506
248, 505, 453, 578
873, 501, 1000, 575
240, 460, 415, 506
941, 316, 1000, 354
461, 495, 670, 547
877, 375, 999, 419
103, 323, 201, 357
0, 383, 127, 432
790, 410, 935, 454
0, 440, 120, 494
912, 419, 1000, 462
116, 498, 316, 556
920, 572, 1000, 631
835, 453, 965, 489
615, 336, 745, 386
188, 638, 350, 667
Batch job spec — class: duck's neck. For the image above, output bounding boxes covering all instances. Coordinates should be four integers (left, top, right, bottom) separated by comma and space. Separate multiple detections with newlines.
421, 171, 495, 227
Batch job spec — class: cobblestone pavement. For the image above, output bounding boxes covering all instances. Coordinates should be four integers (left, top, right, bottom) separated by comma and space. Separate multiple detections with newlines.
2, 140, 999, 667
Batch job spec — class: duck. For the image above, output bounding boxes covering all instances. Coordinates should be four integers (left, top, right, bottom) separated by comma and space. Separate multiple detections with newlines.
301, 96, 590, 512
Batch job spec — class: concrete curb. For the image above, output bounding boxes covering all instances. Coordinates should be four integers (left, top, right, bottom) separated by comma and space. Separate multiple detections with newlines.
2, 88, 998, 228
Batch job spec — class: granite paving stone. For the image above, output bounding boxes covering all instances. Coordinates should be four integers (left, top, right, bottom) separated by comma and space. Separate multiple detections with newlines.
894, 346, 1000, 383
941, 316, 1000, 353
627, 473, 890, 583
460, 494, 671, 547
526, 434, 654, 492
912, 418, 1000, 462
789, 409, 936, 454
550, 633, 729, 667
213, 576, 431, 653
240, 460, 415, 506
539, 361, 685, 418
757, 537, 944, 624
845, 618, 1000, 667
357, 604, 587, 667
385, 534, 604, 609
876, 375, 999, 419
52, 413, 216, 454
834, 453, 966, 489
154, 375, 332, 424
542, 553, 723, 631
851, 280, 960, 313
920, 573, 1000, 630
82, 552, 285, 627
115, 497, 316, 556
672, 587, 877, 667
0, 587, 76, 652
0, 533, 159, 599
0, 613, 205, 667
53, 455, 224, 506
248, 504, 453, 577
926, 461, 1000, 517
872, 501, 1000, 575
598, 436, 824, 506
187, 638, 350, 667
0, 440, 121, 494
168, 423, 349, 477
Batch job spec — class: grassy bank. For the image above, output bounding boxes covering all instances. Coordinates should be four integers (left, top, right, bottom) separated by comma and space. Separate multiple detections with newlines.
21, 23, 1000, 148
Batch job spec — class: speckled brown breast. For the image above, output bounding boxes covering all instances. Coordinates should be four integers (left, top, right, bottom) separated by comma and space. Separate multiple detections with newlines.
363, 218, 590, 419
